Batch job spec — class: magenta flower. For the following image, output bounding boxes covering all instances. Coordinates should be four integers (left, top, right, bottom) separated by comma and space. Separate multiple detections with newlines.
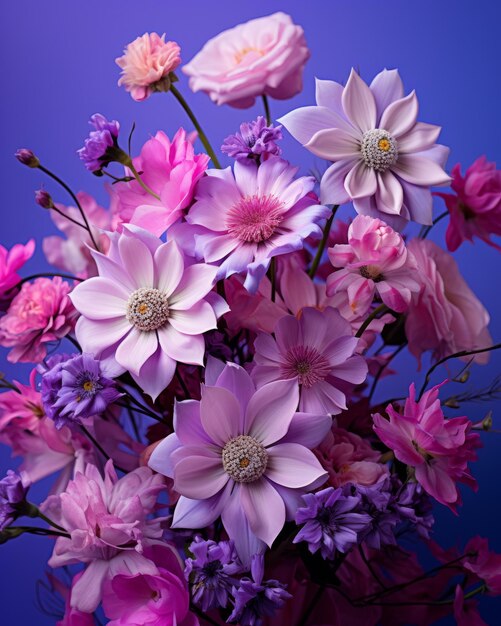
252, 307, 368, 415
0, 239, 34, 306
373, 383, 481, 510
436, 156, 501, 251
406, 239, 491, 365
116, 33, 181, 101
0, 277, 77, 363
186, 158, 330, 292
149, 361, 330, 566
279, 69, 451, 229
42, 461, 165, 613
70, 226, 226, 400
327, 215, 420, 316
113, 129, 209, 236
183, 12, 310, 108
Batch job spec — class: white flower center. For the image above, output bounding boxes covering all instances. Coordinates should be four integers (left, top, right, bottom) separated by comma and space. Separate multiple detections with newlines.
222, 435, 268, 483
361, 129, 398, 172
126, 288, 169, 331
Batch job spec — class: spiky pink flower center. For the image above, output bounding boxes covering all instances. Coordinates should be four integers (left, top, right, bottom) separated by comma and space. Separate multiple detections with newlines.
281, 345, 331, 388
226, 194, 284, 243
222, 435, 268, 483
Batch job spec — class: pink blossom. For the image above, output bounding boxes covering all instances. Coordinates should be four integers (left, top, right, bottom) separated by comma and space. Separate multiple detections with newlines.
327, 215, 420, 316
183, 12, 310, 108
0, 277, 77, 363
280, 69, 450, 229
406, 239, 491, 365
437, 156, 501, 251
315, 426, 388, 488
252, 307, 368, 415
373, 383, 481, 510
463, 536, 501, 595
70, 225, 227, 400
42, 461, 165, 613
0, 239, 34, 306
56, 573, 97, 626
102, 544, 198, 626
43, 191, 111, 278
149, 360, 330, 566
112, 130, 209, 236
116, 33, 181, 101
453, 585, 487, 626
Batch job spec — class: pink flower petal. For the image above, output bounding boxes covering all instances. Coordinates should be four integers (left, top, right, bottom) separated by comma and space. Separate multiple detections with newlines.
342, 69, 376, 133
200, 385, 242, 446
118, 234, 154, 288
168, 300, 217, 335
266, 443, 327, 488
392, 154, 451, 186
148, 433, 181, 477
344, 161, 377, 199
75, 316, 131, 355
130, 345, 176, 401
169, 264, 218, 310
240, 478, 285, 547
320, 159, 358, 205
70, 560, 109, 613
115, 328, 158, 376
278, 106, 349, 146
379, 91, 418, 138
376, 170, 404, 215
174, 454, 228, 499
154, 241, 184, 295
157, 325, 205, 365
214, 362, 256, 418
277, 412, 332, 448
70, 278, 129, 320
305, 128, 360, 160
397, 122, 441, 154
172, 482, 232, 529
370, 69, 404, 121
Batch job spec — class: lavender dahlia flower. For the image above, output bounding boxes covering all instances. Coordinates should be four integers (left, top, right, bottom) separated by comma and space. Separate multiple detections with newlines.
77, 114, 120, 173
149, 361, 331, 566
186, 157, 331, 292
70, 226, 227, 400
221, 116, 283, 163
279, 69, 451, 230
0, 470, 29, 530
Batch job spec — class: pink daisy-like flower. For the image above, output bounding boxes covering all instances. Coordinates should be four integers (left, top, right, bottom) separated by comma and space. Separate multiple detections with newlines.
327, 215, 420, 316
42, 461, 165, 613
373, 383, 481, 511
252, 307, 368, 415
116, 33, 181, 101
0, 277, 77, 363
70, 226, 227, 400
149, 360, 330, 566
186, 157, 331, 292
279, 69, 451, 230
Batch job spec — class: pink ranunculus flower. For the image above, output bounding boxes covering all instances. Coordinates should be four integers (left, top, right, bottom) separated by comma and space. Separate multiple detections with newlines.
436, 156, 501, 251
279, 69, 451, 230
252, 307, 368, 415
0, 277, 78, 363
70, 226, 227, 400
327, 215, 420, 316
315, 426, 388, 488
183, 12, 310, 108
405, 239, 491, 365
373, 383, 481, 510
0, 239, 35, 308
112, 129, 209, 236
102, 544, 199, 626
149, 360, 330, 566
42, 460, 166, 613
43, 191, 111, 278
116, 33, 181, 101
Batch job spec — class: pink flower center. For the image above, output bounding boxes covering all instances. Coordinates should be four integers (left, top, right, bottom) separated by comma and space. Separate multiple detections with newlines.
281, 345, 331, 388
226, 194, 284, 243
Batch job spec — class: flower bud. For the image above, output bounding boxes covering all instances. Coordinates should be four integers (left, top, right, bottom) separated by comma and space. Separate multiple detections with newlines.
15, 149, 39, 168
35, 189, 54, 209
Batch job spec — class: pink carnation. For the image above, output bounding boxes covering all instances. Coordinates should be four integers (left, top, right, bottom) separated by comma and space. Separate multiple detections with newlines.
327, 215, 420, 316
436, 156, 501, 251
0, 277, 77, 363
42, 461, 165, 613
0, 239, 34, 306
183, 12, 310, 108
113, 129, 209, 236
406, 239, 491, 365
373, 383, 481, 510
116, 33, 181, 101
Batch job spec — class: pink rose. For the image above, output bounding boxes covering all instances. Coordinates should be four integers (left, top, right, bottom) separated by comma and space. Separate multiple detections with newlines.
183, 12, 310, 108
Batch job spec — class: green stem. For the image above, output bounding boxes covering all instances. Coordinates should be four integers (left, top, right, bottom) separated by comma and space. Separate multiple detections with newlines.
262, 94, 272, 125
38, 165, 100, 250
308, 205, 339, 279
170, 83, 221, 169
355, 304, 388, 338
24, 503, 67, 533
126, 161, 161, 200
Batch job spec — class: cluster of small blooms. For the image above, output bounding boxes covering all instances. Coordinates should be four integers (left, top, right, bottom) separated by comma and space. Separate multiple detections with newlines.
2, 10, 501, 626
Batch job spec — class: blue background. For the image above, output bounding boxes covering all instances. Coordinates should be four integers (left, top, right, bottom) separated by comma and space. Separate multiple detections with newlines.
1, 1, 500, 623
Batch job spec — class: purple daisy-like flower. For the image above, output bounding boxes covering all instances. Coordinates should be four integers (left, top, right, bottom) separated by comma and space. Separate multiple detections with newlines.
294, 486, 371, 559
185, 536, 244, 611
279, 69, 451, 230
221, 116, 283, 164
186, 157, 331, 292
149, 360, 330, 566
0, 470, 29, 530
252, 306, 368, 415
70, 225, 228, 400
228, 555, 291, 626
77, 113, 120, 173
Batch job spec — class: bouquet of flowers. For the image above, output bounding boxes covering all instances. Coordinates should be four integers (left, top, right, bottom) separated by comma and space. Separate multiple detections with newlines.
2, 11, 501, 626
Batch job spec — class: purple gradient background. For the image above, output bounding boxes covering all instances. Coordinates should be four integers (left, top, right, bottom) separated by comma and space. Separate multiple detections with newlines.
1, 1, 500, 623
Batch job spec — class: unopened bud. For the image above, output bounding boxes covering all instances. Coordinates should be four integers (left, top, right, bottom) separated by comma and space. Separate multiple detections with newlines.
35, 189, 54, 209
482, 411, 493, 431
444, 397, 460, 408
458, 371, 470, 383
15, 149, 39, 168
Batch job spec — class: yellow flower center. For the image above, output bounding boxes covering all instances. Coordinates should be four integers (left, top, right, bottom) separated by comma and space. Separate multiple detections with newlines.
235, 47, 264, 64
83, 381, 95, 392
378, 138, 391, 152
